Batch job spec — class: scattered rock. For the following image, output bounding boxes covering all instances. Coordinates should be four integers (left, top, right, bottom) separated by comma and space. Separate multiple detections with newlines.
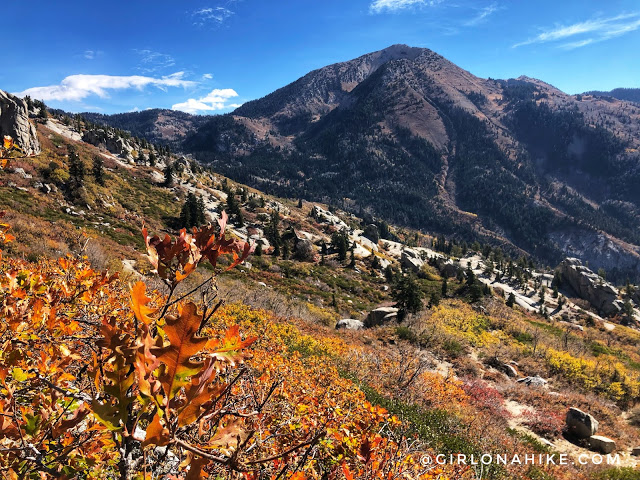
365, 307, 399, 327
0, 90, 40, 156
503, 364, 518, 378
12, 167, 32, 179
589, 435, 615, 454
566, 407, 599, 439
631, 447, 640, 456
517, 376, 548, 387
335, 319, 364, 330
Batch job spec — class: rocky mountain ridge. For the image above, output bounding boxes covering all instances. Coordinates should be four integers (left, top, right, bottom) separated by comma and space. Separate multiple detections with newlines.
49, 45, 640, 281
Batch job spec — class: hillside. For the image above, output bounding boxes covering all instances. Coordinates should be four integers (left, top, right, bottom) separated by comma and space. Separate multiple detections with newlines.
86, 45, 640, 282
585, 88, 640, 104
2, 91, 640, 478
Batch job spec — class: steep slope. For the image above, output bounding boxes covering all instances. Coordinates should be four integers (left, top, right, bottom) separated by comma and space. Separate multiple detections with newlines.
79, 46, 640, 281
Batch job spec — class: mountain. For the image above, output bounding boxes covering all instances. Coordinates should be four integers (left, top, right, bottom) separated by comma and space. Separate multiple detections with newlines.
585, 87, 640, 104
81, 108, 211, 146
85, 45, 640, 281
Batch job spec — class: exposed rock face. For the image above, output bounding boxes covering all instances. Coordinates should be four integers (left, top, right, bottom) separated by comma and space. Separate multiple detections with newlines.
310, 205, 348, 230
559, 258, 624, 316
589, 435, 615, 454
401, 249, 424, 273
335, 319, 364, 330
365, 307, 399, 327
83, 129, 134, 161
566, 407, 599, 439
0, 90, 40, 156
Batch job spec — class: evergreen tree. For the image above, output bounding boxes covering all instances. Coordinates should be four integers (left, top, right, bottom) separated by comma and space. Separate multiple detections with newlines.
254, 242, 263, 256
92, 155, 105, 186
265, 211, 281, 256
392, 274, 423, 320
349, 243, 356, 268
148, 151, 157, 167
179, 193, 206, 228
506, 292, 516, 308
163, 163, 174, 187
67, 147, 85, 193
331, 229, 349, 262
441, 278, 448, 297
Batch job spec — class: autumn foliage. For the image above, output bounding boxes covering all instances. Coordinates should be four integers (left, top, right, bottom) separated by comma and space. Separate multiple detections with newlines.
0, 213, 450, 479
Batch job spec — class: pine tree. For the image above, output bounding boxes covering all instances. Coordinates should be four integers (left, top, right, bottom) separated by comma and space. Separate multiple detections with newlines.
163, 163, 174, 187
148, 151, 157, 167
179, 193, 206, 228
441, 278, 448, 297
392, 274, 423, 321
506, 292, 516, 308
67, 147, 85, 194
92, 155, 105, 186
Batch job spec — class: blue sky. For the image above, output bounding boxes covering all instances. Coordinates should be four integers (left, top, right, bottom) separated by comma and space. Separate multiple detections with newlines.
3, 0, 640, 114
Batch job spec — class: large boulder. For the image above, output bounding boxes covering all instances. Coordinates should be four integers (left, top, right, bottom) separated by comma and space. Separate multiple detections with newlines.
559, 258, 623, 316
335, 319, 364, 330
516, 376, 548, 387
589, 435, 616, 454
566, 407, 599, 439
0, 90, 40, 156
365, 307, 399, 327
401, 248, 424, 273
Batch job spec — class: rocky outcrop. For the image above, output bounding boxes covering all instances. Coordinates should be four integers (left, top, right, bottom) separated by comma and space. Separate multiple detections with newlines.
559, 258, 624, 316
83, 129, 135, 161
365, 307, 399, 327
0, 90, 40, 156
310, 205, 348, 230
336, 319, 364, 330
566, 407, 599, 439
589, 435, 615, 454
401, 248, 424, 273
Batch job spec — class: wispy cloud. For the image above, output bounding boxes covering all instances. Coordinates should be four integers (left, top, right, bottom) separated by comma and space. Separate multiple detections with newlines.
369, 0, 443, 14
134, 49, 176, 73
84, 50, 98, 60
172, 89, 241, 114
202, 73, 213, 80
514, 12, 640, 49
464, 3, 498, 26
15, 72, 196, 102
192, 6, 234, 26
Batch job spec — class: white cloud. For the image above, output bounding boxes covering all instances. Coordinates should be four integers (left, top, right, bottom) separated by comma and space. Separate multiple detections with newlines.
134, 49, 176, 73
369, 0, 442, 14
84, 50, 96, 60
514, 12, 640, 49
15, 72, 196, 102
202, 73, 213, 80
464, 3, 498, 26
192, 7, 234, 25
172, 88, 241, 114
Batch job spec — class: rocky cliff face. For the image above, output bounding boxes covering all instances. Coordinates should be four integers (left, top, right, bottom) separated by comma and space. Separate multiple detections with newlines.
559, 258, 625, 316
0, 90, 40, 156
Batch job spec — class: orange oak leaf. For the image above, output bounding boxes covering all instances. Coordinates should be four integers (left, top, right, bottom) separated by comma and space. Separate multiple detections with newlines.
142, 412, 169, 447
130, 281, 156, 326
153, 302, 208, 399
